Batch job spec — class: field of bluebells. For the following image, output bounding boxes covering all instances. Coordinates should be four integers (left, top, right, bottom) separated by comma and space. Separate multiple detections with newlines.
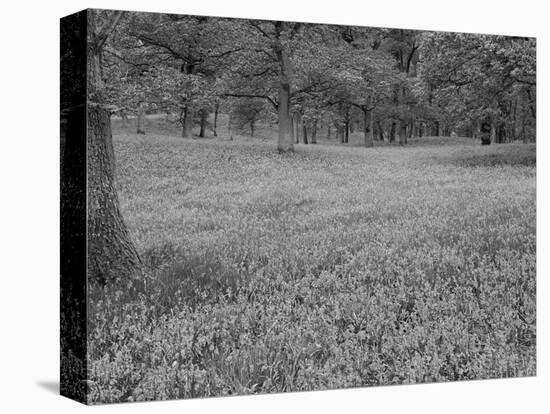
87, 120, 536, 404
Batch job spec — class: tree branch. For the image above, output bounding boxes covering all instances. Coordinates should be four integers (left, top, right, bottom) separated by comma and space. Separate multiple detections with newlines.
225, 93, 278, 109
96, 11, 126, 50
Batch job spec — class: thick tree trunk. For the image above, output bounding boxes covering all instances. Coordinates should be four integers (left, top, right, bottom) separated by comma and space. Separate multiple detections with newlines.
432, 121, 440, 137
87, 106, 142, 285
274, 24, 294, 153
364, 110, 374, 147
86, 11, 141, 287
302, 123, 308, 144
389, 122, 396, 142
199, 110, 208, 138
182, 106, 194, 138
398, 121, 407, 146
277, 82, 293, 152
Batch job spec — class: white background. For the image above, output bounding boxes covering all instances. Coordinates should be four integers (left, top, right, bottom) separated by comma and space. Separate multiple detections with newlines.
0, 0, 547, 412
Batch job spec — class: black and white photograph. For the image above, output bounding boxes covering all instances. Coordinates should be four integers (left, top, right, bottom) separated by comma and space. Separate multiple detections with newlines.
60, 7, 538, 405
2, 0, 548, 413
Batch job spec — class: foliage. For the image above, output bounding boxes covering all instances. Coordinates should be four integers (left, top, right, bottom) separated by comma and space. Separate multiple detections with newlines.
97, 13, 535, 145
419, 33, 536, 141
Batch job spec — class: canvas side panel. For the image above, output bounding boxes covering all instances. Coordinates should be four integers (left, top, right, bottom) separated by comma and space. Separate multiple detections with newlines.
60, 9, 88, 404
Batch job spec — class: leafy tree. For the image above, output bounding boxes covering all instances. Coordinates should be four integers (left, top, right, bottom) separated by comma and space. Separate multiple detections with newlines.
420, 32, 536, 142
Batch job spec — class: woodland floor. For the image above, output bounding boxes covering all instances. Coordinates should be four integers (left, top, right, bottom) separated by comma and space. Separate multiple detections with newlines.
86, 116, 536, 404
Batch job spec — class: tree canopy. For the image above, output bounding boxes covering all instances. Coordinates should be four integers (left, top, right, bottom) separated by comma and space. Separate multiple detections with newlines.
100, 12, 536, 147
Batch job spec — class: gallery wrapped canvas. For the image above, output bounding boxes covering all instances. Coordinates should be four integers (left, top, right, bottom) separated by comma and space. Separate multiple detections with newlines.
60, 8, 536, 405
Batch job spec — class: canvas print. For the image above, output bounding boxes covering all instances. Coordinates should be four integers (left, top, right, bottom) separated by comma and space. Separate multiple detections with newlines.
60, 8, 536, 405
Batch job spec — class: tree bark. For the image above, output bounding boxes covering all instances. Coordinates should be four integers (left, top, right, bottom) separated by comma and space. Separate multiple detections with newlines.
87, 106, 142, 285
277, 81, 293, 152
398, 121, 407, 146
337, 124, 344, 143
377, 121, 385, 141
344, 119, 349, 143
311, 120, 317, 144
432, 121, 440, 137
294, 115, 301, 144
182, 106, 194, 138
274, 23, 294, 153
213, 101, 219, 137
364, 110, 374, 147
302, 123, 308, 144
389, 122, 396, 142
199, 110, 208, 137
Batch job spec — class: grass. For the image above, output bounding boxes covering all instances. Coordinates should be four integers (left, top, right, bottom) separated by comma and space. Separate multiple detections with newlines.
87, 116, 536, 404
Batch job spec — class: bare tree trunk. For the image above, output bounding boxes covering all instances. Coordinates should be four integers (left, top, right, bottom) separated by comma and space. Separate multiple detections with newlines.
364, 110, 374, 147
199, 110, 208, 138
294, 115, 301, 144
311, 120, 317, 144
337, 124, 344, 143
432, 121, 440, 137
344, 119, 349, 143
398, 121, 407, 146
302, 123, 308, 144
389, 122, 396, 142
377, 121, 385, 141
213, 101, 219, 137
277, 82, 293, 152
274, 23, 294, 153
510, 99, 518, 142
87, 106, 142, 285
182, 106, 194, 138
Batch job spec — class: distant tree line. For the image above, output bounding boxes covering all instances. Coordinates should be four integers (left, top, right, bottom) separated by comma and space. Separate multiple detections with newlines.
102, 13, 535, 151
